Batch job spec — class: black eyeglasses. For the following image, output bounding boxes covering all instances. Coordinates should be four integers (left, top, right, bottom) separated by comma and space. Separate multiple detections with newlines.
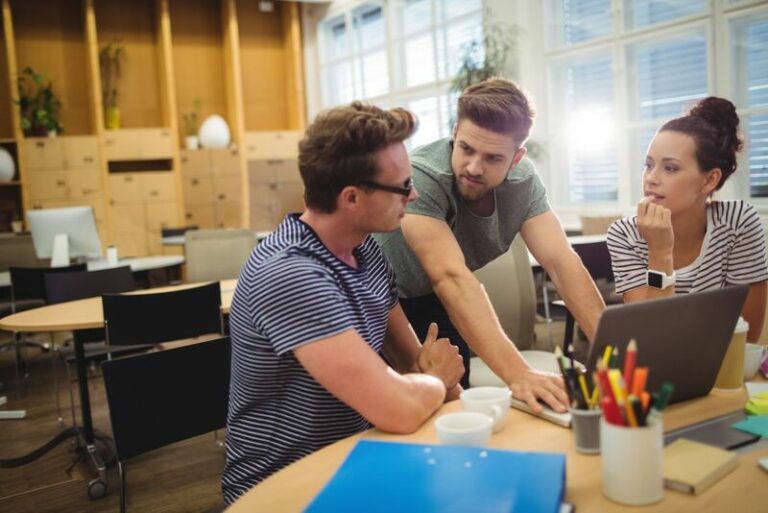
356, 178, 414, 197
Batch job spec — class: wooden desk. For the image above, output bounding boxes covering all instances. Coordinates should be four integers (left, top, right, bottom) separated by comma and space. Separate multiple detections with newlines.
227, 389, 768, 512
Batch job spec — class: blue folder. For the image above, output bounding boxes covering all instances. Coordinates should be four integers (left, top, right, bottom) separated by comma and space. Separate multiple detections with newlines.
304, 440, 566, 513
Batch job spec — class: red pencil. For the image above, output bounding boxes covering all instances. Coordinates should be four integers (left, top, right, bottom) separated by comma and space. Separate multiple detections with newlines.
623, 339, 637, 392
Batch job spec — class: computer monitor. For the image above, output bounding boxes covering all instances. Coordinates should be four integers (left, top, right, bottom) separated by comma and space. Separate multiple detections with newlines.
27, 206, 102, 263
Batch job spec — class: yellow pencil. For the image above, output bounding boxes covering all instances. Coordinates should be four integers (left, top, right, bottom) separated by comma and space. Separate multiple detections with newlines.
601, 345, 612, 368
578, 373, 591, 409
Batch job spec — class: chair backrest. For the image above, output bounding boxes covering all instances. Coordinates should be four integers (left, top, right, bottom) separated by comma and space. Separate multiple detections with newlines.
102, 336, 231, 462
474, 236, 536, 350
161, 225, 198, 238
103, 281, 222, 347
0, 233, 39, 272
573, 240, 614, 282
185, 229, 256, 283
44, 266, 136, 304
579, 214, 621, 236
9, 263, 87, 303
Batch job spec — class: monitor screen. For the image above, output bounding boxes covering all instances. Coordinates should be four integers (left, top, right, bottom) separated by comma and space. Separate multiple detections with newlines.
27, 206, 102, 260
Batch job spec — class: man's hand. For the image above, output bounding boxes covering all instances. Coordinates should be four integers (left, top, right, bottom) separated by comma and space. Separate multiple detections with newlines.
508, 368, 570, 413
636, 197, 673, 254
417, 322, 464, 391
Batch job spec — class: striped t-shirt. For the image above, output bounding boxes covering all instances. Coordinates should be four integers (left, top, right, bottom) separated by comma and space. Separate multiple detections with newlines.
222, 214, 398, 504
607, 200, 768, 295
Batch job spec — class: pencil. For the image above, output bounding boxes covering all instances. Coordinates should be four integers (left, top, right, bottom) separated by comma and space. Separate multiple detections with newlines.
554, 345, 573, 405
601, 345, 612, 368
609, 346, 619, 369
578, 372, 591, 409
631, 367, 648, 397
623, 339, 637, 392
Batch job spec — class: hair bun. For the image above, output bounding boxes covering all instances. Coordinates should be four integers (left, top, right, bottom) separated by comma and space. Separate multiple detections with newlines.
689, 96, 743, 154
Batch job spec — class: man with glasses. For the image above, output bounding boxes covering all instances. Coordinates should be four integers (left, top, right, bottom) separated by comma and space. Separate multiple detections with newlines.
375, 78, 605, 413
222, 102, 464, 504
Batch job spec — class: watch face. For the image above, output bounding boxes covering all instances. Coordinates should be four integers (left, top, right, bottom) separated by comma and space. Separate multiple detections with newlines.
648, 271, 663, 288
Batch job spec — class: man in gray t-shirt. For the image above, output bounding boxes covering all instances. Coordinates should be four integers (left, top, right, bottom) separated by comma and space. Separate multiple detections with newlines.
374, 79, 605, 412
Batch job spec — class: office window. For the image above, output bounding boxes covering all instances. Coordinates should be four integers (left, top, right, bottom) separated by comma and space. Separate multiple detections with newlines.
545, 0, 613, 49
731, 13, 768, 198
541, 1, 768, 210
317, 1, 483, 147
543, 0, 724, 209
625, 0, 707, 30
550, 53, 619, 202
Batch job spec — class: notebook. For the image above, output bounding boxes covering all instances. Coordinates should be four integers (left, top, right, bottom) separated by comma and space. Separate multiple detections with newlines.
305, 440, 566, 513
584, 286, 748, 404
663, 438, 738, 494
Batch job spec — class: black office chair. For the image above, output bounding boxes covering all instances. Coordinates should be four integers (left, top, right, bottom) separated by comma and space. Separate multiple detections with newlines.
102, 281, 223, 355
103, 336, 230, 513
44, 266, 150, 425
561, 240, 622, 346
4, 264, 87, 384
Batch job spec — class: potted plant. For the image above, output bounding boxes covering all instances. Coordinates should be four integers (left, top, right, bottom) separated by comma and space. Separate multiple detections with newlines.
16, 67, 63, 137
181, 98, 202, 150
100, 42, 125, 129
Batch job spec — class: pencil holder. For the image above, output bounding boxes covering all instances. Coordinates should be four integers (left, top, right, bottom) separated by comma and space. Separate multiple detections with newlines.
600, 417, 663, 506
570, 408, 601, 454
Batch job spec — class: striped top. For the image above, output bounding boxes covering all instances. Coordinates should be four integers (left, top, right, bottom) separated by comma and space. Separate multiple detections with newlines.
222, 214, 398, 505
607, 200, 768, 295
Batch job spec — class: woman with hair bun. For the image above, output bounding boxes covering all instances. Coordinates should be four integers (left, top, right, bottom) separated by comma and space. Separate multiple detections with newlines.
607, 96, 768, 341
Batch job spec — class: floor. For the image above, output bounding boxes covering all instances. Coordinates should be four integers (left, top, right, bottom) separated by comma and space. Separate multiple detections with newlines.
0, 318, 576, 513
0, 332, 226, 513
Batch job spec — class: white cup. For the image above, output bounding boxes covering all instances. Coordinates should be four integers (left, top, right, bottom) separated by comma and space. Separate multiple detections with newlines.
435, 412, 493, 447
106, 245, 119, 266
601, 418, 664, 506
460, 386, 511, 433
744, 343, 768, 381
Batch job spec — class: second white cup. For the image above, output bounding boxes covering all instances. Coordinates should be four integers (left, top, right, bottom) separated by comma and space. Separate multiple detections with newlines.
435, 412, 493, 446
460, 386, 511, 433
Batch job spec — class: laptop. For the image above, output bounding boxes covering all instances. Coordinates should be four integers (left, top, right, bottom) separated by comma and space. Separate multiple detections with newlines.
584, 285, 748, 404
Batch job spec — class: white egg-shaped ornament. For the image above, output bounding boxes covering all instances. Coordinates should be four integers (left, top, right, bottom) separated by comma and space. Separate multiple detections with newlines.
198, 114, 231, 149
0, 147, 15, 182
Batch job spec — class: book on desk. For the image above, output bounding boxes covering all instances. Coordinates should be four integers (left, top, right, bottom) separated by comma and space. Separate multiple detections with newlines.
663, 438, 739, 494
305, 440, 566, 513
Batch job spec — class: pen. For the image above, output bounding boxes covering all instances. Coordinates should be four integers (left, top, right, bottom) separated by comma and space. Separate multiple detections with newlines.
554, 345, 574, 405
567, 343, 576, 371
623, 339, 637, 392
646, 382, 675, 424
629, 395, 645, 426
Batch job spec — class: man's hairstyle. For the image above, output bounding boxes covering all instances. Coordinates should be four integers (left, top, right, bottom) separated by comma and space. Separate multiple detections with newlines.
456, 78, 535, 146
298, 102, 418, 213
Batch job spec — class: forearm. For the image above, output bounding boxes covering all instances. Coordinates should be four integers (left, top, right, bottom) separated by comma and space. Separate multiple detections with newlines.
545, 252, 605, 341
371, 373, 446, 434
432, 271, 530, 385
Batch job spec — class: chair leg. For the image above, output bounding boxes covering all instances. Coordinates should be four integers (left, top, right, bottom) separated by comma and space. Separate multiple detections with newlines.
118, 460, 127, 513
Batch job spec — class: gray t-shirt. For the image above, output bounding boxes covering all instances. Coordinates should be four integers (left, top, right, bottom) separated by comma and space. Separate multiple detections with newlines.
374, 137, 550, 298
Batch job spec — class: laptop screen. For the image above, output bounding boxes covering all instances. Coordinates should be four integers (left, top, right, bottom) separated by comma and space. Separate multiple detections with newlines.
584, 285, 747, 404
